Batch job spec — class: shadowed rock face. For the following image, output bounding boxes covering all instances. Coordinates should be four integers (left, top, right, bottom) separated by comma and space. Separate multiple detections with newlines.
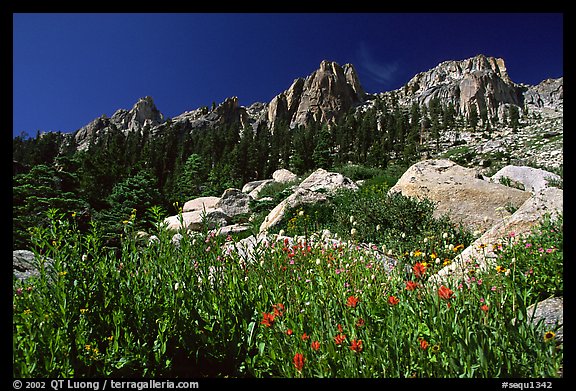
523, 77, 563, 110
267, 60, 366, 129
13, 250, 54, 281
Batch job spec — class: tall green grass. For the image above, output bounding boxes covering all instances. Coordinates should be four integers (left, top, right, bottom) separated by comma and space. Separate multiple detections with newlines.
13, 202, 563, 378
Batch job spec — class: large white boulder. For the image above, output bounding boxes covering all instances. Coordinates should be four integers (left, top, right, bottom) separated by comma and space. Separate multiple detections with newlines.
430, 187, 563, 283
388, 159, 532, 233
490, 165, 561, 193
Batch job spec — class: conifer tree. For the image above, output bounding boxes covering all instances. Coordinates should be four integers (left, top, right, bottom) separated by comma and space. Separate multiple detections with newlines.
13, 164, 89, 249
468, 105, 479, 131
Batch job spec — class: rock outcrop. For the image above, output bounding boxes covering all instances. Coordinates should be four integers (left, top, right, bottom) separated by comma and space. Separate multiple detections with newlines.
267, 60, 366, 129
259, 188, 329, 233
395, 54, 523, 123
182, 196, 220, 213
13, 250, 53, 281
164, 208, 229, 232
241, 169, 299, 200
168, 96, 252, 133
164, 188, 251, 232
242, 179, 275, 200
215, 188, 251, 218
74, 96, 165, 151
168, 167, 358, 235
272, 168, 298, 184
526, 296, 563, 343
110, 96, 164, 133
490, 165, 561, 193
388, 159, 532, 233
430, 187, 563, 283
73, 115, 111, 151
259, 168, 358, 233
523, 77, 563, 112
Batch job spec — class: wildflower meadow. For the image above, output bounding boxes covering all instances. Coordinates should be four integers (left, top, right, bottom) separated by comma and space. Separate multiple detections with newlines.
13, 190, 563, 378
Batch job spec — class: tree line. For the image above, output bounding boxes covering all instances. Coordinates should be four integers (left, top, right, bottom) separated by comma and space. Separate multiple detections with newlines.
12, 95, 520, 250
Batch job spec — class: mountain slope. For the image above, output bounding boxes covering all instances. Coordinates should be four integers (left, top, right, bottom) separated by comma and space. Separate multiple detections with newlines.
51, 54, 562, 170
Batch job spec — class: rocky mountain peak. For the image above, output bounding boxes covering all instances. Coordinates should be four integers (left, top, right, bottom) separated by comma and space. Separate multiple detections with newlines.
167, 96, 251, 132
267, 60, 366, 130
396, 54, 522, 122
73, 96, 165, 151
111, 96, 165, 133
343, 63, 366, 100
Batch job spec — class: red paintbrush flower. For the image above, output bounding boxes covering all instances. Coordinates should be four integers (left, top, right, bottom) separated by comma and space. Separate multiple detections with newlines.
350, 339, 363, 352
293, 353, 305, 372
272, 303, 285, 317
346, 296, 359, 308
413, 262, 427, 279
419, 338, 429, 350
311, 340, 320, 351
334, 333, 347, 345
438, 285, 454, 300
261, 312, 275, 327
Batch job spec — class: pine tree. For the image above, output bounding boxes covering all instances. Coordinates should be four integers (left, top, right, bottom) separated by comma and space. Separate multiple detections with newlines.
428, 98, 442, 151
509, 105, 520, 132
443, 102, 456, 130
468, 105, 479, 131
95, 170, 163, 248
312, 124, 333, 168
13, 164, 90, 249
404, 102, 421, 160
175, 153, 204, 201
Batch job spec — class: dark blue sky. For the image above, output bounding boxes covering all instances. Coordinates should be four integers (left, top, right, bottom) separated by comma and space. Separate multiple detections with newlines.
13, 13, 563, 137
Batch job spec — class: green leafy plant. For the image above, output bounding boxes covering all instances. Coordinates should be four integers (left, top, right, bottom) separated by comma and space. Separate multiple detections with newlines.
13, 205, 563, 378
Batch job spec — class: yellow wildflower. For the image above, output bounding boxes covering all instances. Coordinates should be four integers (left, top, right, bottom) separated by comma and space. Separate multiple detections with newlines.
544, 331, 556, 342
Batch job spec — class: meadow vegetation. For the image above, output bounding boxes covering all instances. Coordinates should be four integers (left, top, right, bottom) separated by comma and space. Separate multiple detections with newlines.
13, 169, 563, 378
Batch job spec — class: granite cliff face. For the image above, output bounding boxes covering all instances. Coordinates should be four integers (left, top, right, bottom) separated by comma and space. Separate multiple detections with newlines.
70, 60, 368, 149
267, 60, 366, 129
394, 54, 524, 122
523, 77, 563, 112
74, 96, 164, 150
168, 96, 251, 132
